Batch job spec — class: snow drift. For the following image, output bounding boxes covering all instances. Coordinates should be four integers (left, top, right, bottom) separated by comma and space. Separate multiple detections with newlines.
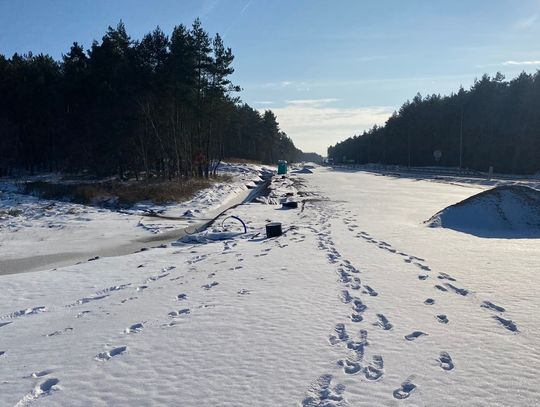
426, 185, 540, 238
292, 167, 313, 174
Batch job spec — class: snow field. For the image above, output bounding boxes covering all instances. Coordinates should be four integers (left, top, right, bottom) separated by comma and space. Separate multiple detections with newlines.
1, 167, 539, 406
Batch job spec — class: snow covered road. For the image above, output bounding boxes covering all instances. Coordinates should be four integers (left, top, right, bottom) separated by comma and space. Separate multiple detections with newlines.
1, 167, 539, 406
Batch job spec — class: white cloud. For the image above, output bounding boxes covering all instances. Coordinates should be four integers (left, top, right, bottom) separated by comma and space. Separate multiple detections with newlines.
253, 101, 274, 105
266, 102, 394, 155
260, 80, 293, 88
503, 60, 540, 65
285, 98, 339, 107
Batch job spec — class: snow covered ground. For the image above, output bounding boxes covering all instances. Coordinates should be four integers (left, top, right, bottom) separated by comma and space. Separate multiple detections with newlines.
1, 166, 539, 406
0, 163, 268, 275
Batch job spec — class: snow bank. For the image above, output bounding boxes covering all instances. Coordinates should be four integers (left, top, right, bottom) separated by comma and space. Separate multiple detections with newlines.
427, 185, 540, 237
0, 162, 271, 274
292, 167, 314, 174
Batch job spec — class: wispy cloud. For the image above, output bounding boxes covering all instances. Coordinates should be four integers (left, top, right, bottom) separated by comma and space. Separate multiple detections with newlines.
285, 98, 339, 107
223, 0, 254, 37
253, 101, 274, 105
503, 60, 540, 65
240, 0, 253, 14
264, 102, 394, 154
198, 0, 220, 18
258, 80, 294, 89
515, 14, 538, 29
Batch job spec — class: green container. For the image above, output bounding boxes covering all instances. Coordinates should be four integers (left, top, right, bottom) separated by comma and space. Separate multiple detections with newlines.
277, 160, 288, 174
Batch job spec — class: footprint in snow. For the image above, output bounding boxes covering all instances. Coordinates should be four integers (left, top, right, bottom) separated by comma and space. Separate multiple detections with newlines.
352, 299, 367, 314
301, 374, 347, 407
436, 314, 449, 324
437, 273, 456, 281
176, 293, 188, 301
125, 323, 144, 333
338, 358, 362, 375
404, 331, 428, 341
493, 316, 518, 332
28, 369, 54, 378
424, 298, 435, 305
393, 377, 417, 399
329, 323, 349, 345
434, 284, 448, 292
71, 294, 109, 306
202, 282, 219, 290
168, 309, 190, 317
444, 283, 469, 296
418, 275, 428, 280
351, 313, 363, 322
3, 306, 46, 319
95, 346, 127, 361
338, 269, 352, 284
94, 283, 132, 296
481, 301, 505, 313
413, 262, 431, 271
362, 285, 378, 296
46, 327, 73, 337
346, 330, 368, 359
364, 355, 384, 380
339, 290, 353, 304
36, 378, 60, 395
374, 314, 393, 330
438, 351, 454, 371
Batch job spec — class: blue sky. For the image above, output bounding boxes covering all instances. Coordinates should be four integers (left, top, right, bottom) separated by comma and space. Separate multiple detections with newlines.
1, 0, 540, 154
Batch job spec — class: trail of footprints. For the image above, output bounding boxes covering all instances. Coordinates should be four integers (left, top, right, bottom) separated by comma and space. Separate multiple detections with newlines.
301, 210, 523, 402
303, 205, 522, 403
343, 214, 519, 333
5, 222, 300, 401
1, 204, 520, 404
303, 205, 398, 403
6, 247, 233, 404
302, 374, 347, 407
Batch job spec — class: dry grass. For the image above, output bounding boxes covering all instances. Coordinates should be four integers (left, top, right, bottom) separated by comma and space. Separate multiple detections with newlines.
0, 208, 23, 217
23, 175, 232, 207
224, 157, 263, 165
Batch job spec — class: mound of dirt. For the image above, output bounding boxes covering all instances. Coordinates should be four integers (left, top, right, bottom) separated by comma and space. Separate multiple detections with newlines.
426, 185, 540, 238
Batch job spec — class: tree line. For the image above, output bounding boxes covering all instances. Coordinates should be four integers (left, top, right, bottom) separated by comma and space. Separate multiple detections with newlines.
328, 72, 540, 174
0, 20, 301, 178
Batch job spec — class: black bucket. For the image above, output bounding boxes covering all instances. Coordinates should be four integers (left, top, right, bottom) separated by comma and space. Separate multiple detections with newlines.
281, 201, 298, 209
266, 222, 282, 238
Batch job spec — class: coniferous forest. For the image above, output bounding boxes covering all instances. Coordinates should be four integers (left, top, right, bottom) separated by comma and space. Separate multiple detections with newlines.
0, 20, 301, 178
328, 72, 540, 174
